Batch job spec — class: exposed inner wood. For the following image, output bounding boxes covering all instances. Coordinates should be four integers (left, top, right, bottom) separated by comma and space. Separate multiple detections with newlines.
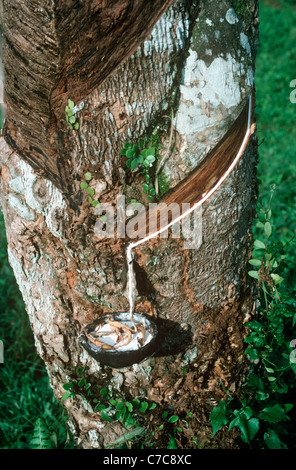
133, 92, 255, 239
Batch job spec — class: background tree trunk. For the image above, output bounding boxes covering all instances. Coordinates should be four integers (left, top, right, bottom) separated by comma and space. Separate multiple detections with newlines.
0, 0, 259, 448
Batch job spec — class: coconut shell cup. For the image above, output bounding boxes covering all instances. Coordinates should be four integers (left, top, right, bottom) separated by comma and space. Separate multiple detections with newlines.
79, 312, 158, 368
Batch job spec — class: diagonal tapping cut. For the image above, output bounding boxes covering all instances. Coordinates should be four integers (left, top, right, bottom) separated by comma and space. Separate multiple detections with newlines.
127, 93, 255, 323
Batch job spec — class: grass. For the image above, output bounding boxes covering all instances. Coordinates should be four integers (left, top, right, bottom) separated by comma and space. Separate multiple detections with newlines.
0, 0, 295, 449
0, 213, 72, 448
255, 0, 296, 276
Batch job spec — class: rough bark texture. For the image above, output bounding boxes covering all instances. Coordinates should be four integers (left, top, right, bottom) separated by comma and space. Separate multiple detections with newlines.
2, 0, 174, 190
0, 0, 259, 448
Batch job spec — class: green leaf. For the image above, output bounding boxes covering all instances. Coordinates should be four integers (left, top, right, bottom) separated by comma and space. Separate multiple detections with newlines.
124, 142, 132, 150
147, 147, 155, 156
146, 155, 156, 163
78, 377, 86, 387
91, 200, 100, 208
229, 414, 259, 444
245, 347, 259, 360
69, 116, 76, 124
74, 122, 79, 130
248, 270, 259, 279
138, 139, 144, 150
115, 401, 126, 412
264, 222, 272, 237
255, 391, 269, 401
68, 99, 75, 109
270, 259, 278, 268
245, 418, 260, 442
130, 159, 139, 171
84, 172, 92, 181
149, 188, 156, 196
256, 221, 264, 228
115, 410, 124, 420
247, 373, 265, 390
210, 401, 229, 437
168, 415, 179, 424
264, 430, 285, 449
258, 405, 290, 423
143, 183, 149, 193
66, 109, 73, 118
62, 382, 73, 391
80, 181, 89, 190
139, 401, 149, 413
242, 407, 253, 420
248, 259, 262, 266
87, 187, 95, 197
148, 403, 157, 410
123, 413, 135, 429
284, 404, 294, 413
244, 334, 265, 347
30, 419, 53, 449
148, 195, 154, 202
167, 435, 178, 449
270, 273, 283, 285
101, 410, 114, 422
62, 391, 70, 400
125, 402, 133, 412
254, 239, 266, 249
126, 149, 135, 159
131, 398, 140, 409
95, 403, 107, 412
120, 148, 127, 156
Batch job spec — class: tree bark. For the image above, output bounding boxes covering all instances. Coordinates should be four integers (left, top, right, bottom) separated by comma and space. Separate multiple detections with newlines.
0, 0, 259, 448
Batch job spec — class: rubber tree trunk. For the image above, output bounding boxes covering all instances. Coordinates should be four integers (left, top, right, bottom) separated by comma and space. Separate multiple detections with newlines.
0, 0, 259, 449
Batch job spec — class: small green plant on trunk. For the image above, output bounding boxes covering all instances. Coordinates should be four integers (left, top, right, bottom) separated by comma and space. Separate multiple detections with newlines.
120, 138, 156, 202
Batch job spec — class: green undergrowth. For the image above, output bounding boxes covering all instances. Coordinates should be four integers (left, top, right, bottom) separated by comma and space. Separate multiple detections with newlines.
61, 365, 199, 449
210, 192, 296, 448
210, 1, 296, 448
0, 212, 74, 449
